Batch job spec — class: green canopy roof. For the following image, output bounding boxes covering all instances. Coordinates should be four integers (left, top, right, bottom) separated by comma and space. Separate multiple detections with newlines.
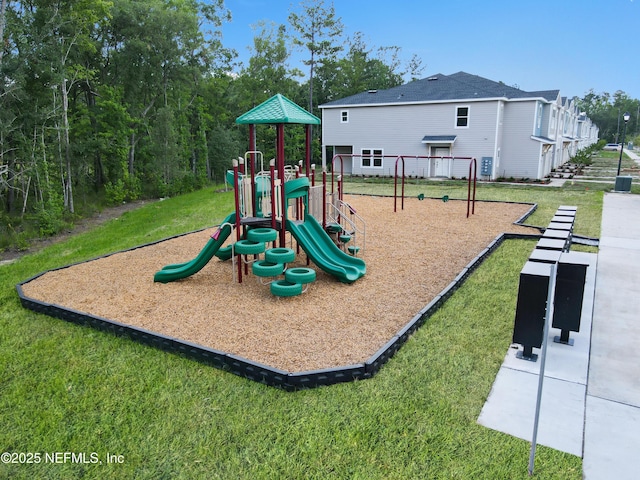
236, 94, 320, 125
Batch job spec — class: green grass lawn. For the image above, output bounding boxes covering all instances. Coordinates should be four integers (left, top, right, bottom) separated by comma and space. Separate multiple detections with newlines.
581, 151, 639, 179
0, 175, 613, 479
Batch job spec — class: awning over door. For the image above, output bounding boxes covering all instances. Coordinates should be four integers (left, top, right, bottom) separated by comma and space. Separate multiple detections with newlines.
530, 135, 555, 144
421, 135, 457, 144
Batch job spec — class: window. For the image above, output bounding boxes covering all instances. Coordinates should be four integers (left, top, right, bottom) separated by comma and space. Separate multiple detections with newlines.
361, 148, 383, 168
455, 106, 469, 128
536, 102, 543, 132
340, 110, 349, 123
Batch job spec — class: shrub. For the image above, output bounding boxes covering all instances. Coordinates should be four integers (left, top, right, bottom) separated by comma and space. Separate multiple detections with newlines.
570, 145, 597, 166
105, 174, 142, 206
35, 191, 65, 237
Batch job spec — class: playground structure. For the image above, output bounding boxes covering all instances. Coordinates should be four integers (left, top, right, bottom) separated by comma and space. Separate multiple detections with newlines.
328, 153, 477, 216
393, 155, 477, 217
324, 153, 478, 218
154, 94, 366, 294
153, 94, 481, 298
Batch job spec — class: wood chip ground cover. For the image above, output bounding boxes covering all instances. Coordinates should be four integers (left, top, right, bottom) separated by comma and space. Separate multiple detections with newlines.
21, 195, 534, 372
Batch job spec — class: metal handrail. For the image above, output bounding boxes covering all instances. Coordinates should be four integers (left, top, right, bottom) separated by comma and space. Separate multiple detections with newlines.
326, 197, 366, 253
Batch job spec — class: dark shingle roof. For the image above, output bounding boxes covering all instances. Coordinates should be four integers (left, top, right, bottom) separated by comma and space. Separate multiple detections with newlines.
320, 72, 559, 108
525, 90, 560, 102
421, 135, 457, 143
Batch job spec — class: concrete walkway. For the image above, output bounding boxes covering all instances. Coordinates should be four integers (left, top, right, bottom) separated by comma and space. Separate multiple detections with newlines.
583, 192, 640, 479
624, 148, 640, 163
478, 191, 640, 479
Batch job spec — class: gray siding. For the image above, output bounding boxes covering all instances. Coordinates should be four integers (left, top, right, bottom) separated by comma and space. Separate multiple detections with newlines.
322, 100, 500, 178
322, 89, 595, 181
499, 101, 543, 179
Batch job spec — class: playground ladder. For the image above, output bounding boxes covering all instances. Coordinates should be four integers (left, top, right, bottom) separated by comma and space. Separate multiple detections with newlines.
326, 193, 366, 253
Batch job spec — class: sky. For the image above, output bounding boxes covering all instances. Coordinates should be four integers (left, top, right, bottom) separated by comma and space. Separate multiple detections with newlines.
219, 0, 640, 100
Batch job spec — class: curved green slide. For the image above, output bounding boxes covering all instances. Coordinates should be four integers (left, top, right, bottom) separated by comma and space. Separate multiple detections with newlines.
287, 214, 365, 284
153, 212, 236, 283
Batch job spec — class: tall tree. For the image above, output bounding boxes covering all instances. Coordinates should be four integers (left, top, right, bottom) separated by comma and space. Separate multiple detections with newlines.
0, 0, 7, 68
102, 0, 231, 194
288, 0, 343, 115
315, 32, 409, 108
578, 90, 640, 142
242, 21, 301, 104
8, 0, 110, 213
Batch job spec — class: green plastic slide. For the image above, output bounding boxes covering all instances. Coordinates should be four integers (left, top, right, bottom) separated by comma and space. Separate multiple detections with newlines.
153, 212, 236, 283
287, 214, 365, 284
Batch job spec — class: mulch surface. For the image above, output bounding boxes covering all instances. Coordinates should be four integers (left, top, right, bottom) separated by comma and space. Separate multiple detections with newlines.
20, 195, 534, 372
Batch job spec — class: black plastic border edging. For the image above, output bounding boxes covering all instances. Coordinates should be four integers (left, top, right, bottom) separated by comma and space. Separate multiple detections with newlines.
15, 217, 538, 391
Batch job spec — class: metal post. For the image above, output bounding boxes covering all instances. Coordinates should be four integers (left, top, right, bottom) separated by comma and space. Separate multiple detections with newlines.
305, 124, 312, 177
528, 262, 557, 476
269, 159, 276, 231
277, 124, 286, 247
322, 167, 327, 228
232, 159, 242, 284
394, 156, 405, 212
617, 118, 629, 176
467, 158, 477, 218
249, 124, 256, 216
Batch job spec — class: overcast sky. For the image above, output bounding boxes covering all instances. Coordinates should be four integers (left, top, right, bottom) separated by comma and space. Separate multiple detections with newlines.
220, 0, 640, 100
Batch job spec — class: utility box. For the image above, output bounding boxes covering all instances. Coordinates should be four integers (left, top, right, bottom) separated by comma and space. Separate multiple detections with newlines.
614, 175, 632, 192
512, 261, 551, 361
481, 157, 493, 176
552, 252, 589, 345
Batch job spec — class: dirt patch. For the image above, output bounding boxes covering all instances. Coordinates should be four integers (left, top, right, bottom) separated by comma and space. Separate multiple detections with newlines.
0, 200, 150, 264
20, 196, 534, 372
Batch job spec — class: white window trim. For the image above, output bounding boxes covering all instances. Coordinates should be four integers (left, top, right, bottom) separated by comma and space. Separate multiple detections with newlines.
550, 107, 557, 135
361, 148, 384, 169
340, 110, 349, 124
535, 102, 543, 133
455, 105, 470, 129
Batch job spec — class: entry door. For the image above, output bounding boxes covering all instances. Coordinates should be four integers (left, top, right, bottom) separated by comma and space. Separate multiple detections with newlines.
431, 147, 450, 177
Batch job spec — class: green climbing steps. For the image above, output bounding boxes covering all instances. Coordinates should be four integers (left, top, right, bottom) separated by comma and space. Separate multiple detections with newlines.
246, 240, 316, 297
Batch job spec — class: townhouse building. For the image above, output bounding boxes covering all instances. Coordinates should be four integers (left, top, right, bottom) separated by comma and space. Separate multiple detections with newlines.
320, 72, 598, 180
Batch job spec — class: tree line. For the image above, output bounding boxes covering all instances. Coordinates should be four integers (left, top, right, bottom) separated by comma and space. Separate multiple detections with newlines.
577, 91, 640, 147
0, 0, 423, 243
0, 0, 637, 247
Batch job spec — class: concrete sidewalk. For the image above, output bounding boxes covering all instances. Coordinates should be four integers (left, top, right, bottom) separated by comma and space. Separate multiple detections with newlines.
624, 148, 639, 163
583, 193, 640, 479
478, 192, 640, 479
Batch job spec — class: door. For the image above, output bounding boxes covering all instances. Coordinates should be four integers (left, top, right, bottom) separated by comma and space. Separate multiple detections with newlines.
431, 146, 450, 177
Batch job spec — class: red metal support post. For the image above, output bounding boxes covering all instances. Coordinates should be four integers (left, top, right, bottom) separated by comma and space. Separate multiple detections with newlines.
322, 168, 327, 228
232, 159, 243, 283
331, 154, 344, 202
394, 156, 406, 212
467, 158, 477, 218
